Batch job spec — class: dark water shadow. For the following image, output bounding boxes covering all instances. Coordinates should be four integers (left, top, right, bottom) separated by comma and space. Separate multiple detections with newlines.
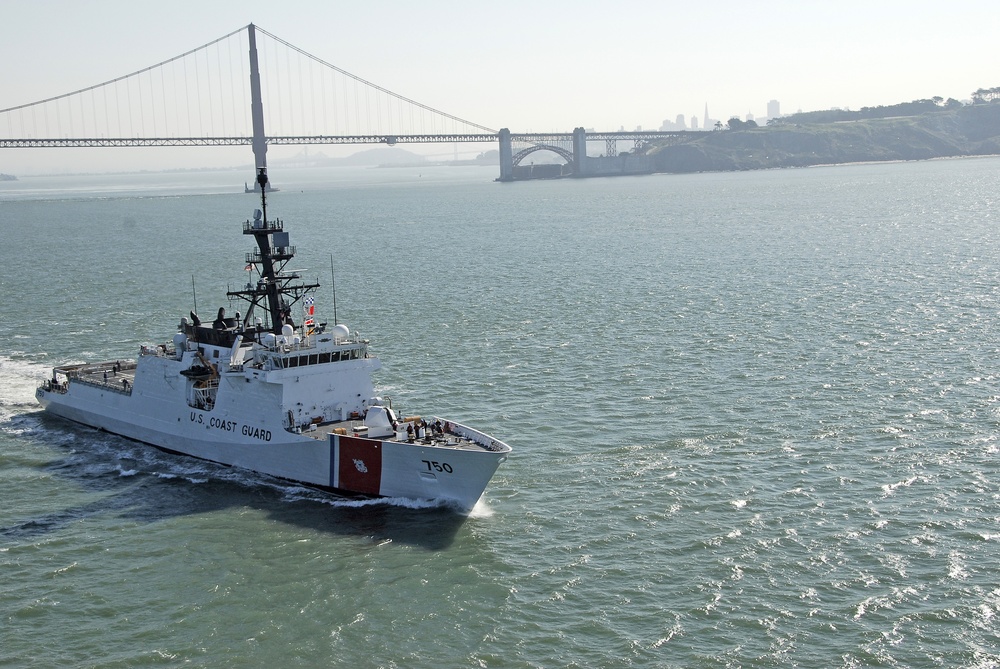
1, 413, 469, 550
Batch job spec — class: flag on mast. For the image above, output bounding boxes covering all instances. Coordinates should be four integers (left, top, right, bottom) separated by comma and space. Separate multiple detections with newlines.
304, 296, 315, 326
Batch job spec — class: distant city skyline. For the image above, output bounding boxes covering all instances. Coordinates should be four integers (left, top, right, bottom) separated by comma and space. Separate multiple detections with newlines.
658, 100, 779, 132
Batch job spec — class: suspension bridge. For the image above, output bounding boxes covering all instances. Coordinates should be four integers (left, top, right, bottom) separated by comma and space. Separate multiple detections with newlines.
0, 24, 691, 181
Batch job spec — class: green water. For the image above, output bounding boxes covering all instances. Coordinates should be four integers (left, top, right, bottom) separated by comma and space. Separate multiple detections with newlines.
2, 160, 1000, 667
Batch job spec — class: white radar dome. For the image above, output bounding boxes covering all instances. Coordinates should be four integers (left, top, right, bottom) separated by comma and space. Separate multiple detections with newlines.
332, 324, 350, 340
281, 324, 294, 337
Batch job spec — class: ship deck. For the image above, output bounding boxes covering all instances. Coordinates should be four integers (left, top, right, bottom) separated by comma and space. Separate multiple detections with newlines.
52, 359, 138, 395
48, 359, 503, 454
298, 418, 499, 452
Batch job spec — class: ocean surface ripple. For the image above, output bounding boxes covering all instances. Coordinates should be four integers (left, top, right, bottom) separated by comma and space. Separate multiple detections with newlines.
2, 160, 999, 667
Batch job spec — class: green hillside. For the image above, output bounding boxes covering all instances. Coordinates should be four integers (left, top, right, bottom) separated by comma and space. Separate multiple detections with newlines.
647, 102, 1000, 173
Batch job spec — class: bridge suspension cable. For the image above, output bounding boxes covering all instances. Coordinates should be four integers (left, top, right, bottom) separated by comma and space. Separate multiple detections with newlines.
253, 26, 495, 135
0, 26, 246, 117
0, 23, 495, 147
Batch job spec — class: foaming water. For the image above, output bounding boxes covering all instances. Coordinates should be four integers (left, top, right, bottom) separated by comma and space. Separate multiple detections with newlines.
0, 357, 48, 419
2, 160, 1000, 667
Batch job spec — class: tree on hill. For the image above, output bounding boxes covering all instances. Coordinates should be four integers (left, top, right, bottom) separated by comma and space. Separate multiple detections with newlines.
972, 87, 1000, 103
777, 96, 965, 125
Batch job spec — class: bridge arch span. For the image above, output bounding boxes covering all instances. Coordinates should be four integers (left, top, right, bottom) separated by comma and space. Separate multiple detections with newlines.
512, 144, 574, 167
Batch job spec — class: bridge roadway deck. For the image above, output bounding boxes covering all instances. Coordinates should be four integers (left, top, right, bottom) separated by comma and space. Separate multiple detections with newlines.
0, 130, 693, 149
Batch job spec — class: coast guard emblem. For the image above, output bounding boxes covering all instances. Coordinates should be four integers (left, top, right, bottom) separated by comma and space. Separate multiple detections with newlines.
336, 434, 382, 495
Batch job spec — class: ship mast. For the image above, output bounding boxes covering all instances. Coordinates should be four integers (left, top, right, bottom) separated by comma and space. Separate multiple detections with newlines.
255, 168, 283, 329
228, 168, 319, 335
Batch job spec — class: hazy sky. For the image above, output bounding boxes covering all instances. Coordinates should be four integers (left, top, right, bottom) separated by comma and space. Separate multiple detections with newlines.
2, 0, 997, 174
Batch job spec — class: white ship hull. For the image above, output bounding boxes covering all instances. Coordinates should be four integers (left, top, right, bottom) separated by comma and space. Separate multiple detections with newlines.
37, 364, 508, 513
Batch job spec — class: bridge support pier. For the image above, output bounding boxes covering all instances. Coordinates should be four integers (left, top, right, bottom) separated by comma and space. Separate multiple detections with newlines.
498, 128, 513, 182
572, 127, 587, 177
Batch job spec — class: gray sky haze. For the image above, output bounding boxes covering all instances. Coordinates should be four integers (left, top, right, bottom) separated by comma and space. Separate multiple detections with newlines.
2, 0, 997, 174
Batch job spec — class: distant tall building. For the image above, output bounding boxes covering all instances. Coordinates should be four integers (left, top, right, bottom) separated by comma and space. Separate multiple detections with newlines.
691, 116, 699, 130
701, 104, 720, 131
659, 116, 686, 131
767, 99, 780, 118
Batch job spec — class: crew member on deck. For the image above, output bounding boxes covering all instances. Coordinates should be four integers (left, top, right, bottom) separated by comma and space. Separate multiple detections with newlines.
213, 307, 227, 330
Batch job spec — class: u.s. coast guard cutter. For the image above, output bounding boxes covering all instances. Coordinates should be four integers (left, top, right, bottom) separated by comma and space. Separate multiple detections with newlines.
37, 168, 510, 512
